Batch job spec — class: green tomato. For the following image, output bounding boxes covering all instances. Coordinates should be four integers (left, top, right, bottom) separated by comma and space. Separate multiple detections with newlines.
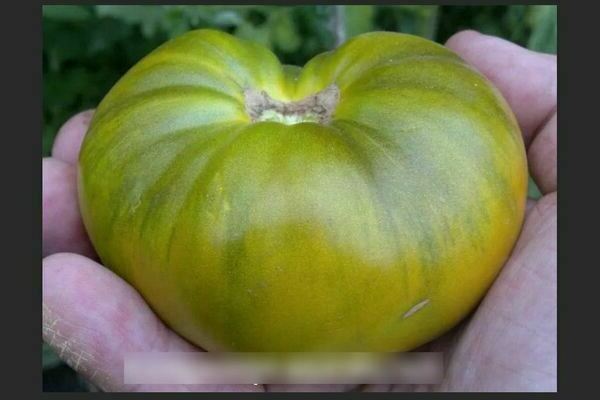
78, 29, 527, 351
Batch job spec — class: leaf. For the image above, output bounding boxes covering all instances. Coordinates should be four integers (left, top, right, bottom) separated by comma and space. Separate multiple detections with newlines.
213, 10, 245, 27
527, 5, 557, 54
344, 5, 375, 39
528, 176, 542, 199
42, 343, 63, 370
235, 22, 271, 48
85, 18, 134, 56
43, 126, 55, 156
420, 6, 440, 40
393, 5, 439, 39
43, 22, 90, 69
95, 5, 168, 38
503, 5, 528, 44
43, 5, 92, 22
270, 9, 301, 53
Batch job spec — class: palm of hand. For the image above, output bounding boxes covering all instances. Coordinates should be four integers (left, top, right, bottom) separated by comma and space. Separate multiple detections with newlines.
42, 31, 556, 392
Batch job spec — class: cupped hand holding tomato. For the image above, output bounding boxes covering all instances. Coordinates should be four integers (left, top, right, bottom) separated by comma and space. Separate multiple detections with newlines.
42, 30, 556, 392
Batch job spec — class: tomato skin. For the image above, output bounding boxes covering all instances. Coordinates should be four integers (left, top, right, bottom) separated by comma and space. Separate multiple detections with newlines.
78, 29, 527, 351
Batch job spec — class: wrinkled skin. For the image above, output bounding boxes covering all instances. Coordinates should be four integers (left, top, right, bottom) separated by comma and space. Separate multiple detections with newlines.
42, 30, 556, 391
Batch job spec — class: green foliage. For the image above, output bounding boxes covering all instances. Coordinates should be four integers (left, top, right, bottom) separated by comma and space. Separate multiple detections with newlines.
527, 6, 557, 53
436, 5, 557, 52
42, 342, 62, 370
344, 6, 376, 39
376, 5, 440, 39
42, 5, 92, 21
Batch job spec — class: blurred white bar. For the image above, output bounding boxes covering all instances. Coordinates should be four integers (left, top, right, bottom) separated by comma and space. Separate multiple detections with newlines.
123, 352, 443, 385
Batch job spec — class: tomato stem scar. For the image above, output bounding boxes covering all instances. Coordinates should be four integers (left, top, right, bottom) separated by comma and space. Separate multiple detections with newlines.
244, 84, 340, 125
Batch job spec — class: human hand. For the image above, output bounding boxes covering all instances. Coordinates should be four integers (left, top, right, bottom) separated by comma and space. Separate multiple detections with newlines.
42, 30, 556, 392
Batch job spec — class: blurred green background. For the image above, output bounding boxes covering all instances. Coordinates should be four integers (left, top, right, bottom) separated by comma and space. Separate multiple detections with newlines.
42, 5, 556, 391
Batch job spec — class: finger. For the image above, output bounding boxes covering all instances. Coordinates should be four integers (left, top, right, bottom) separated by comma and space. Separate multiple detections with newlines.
52, 109, 94, 165
43, 253, 263, 392
42, 157, 95, 258
446, 31, 557, 194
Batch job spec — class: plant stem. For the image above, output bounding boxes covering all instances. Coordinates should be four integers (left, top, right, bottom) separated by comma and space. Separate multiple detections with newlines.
331, 5, 346, 48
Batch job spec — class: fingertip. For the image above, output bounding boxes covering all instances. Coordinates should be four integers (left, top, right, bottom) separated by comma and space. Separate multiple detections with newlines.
444, 29, 482, 51
42, 252, 103, 300
43, 252, 112, 304
445, 30, 523, 77
445, 29, 513, 55
43, 251, 97, 273
52, 109, 95, 165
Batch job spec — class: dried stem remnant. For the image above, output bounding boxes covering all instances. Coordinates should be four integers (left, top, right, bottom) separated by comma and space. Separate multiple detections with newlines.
244, 84, 340, 125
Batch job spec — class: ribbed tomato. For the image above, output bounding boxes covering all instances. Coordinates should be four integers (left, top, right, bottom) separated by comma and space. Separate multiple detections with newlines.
78, 29, 527, 352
